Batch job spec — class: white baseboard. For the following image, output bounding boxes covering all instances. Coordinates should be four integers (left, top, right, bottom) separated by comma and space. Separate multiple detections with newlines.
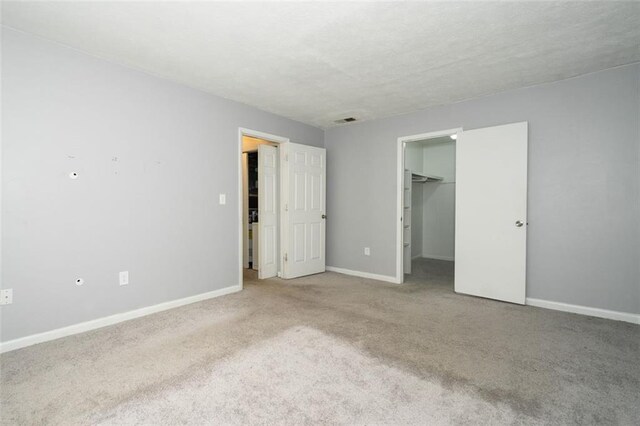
526, 298, 640, 325
411, 254, 423, 260
0, 284, 242, 354
326, 266, 399, 284
422, 255, 454, 261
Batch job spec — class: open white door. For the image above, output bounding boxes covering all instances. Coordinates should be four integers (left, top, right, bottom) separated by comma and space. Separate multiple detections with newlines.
283, 143, 326, 278
455, 122, 528, 304
242, 153, 249, 269
258, 144, 278, 279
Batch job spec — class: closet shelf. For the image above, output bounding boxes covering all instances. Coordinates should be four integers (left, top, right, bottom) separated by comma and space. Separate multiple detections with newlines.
411, 171, 443, 183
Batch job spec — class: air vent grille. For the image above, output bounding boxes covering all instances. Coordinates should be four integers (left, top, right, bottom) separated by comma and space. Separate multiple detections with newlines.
334, 117, 357, 124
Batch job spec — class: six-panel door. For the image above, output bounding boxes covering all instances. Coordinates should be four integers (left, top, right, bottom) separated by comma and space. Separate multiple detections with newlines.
284, 143, 326, 278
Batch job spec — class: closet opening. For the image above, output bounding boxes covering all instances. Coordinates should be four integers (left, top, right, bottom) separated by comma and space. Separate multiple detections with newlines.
397, 128, 461, 287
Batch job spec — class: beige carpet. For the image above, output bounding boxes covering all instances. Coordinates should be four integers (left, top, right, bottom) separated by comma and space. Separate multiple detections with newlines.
1, 259, 639, 424
86, 326, 531, 425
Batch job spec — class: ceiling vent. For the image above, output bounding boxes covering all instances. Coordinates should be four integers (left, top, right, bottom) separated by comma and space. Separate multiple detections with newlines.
334, 117, 357, 124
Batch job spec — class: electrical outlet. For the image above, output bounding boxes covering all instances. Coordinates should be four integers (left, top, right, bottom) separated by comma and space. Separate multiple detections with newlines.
119, 271, 129, 286
364, 247, 371, 256
0, 289, 13, 305
219, 193, 226, 205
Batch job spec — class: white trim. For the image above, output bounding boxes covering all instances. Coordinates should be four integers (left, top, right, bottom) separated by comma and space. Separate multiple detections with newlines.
396, 136, 404, 283
422, 255, 455, 261
280, 143, 290, 279
238, 128, 290, 288
326, 266, 400, 284
526, 298, 640, 325
238, 128, 289, 145
411, 254, 423, 260
396, 128, 462, 284
0, 285, 242, 354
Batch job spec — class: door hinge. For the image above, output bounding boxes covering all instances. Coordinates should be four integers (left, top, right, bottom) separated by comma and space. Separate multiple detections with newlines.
284, 153, 288, 162
284, 253, 288, 262
284, 203, 288, 211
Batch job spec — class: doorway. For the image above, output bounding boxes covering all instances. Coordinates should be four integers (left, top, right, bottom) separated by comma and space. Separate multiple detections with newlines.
242, 136, 279, 275
239, 129, 288, 287
398, 129, 460, 289
238, 128, 328, 289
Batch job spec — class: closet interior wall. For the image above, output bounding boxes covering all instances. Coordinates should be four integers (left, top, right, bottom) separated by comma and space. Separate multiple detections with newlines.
422, 141, 456, 261
404, 139, 456, 266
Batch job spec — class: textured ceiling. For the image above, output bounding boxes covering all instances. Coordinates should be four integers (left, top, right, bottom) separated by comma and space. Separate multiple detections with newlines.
2, 1, 639, 128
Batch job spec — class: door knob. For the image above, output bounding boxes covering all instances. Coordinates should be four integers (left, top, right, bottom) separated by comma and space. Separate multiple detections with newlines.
322, 214, 327, 219
515, 220, 524, 227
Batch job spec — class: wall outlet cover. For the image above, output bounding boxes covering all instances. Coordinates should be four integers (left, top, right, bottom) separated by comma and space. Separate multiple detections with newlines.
219, 193, 226, 205
1, 289, 14, 305
364, 247, 371, 256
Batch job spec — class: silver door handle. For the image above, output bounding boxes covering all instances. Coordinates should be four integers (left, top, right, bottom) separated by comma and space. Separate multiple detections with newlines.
322, 214, 327, 219
515, 220, 524, 227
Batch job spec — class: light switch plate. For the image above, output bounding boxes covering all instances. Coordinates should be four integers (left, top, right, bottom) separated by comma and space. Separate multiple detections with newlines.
119, 271, 129, 286
219, 193, 226, 205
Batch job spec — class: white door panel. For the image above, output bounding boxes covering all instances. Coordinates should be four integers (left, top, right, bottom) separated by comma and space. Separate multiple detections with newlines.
284, 143, 326, 278
258, 144, 278, 279
242, 153, 249, 269
455, 122, 528, 304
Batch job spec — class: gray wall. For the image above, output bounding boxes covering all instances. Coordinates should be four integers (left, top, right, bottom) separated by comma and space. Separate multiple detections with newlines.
326, 63, 640, 314
1, 28, 323, 341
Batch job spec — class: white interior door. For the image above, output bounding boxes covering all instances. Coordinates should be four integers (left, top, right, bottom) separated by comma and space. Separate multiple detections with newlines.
258, 144, 278, 279
284, 143, 326, 278
455, 122, 528, 304
242, 153, 249, 269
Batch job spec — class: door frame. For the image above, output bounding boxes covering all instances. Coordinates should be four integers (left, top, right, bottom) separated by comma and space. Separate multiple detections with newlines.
238, 128, 289, 289
395, 127, 462, 284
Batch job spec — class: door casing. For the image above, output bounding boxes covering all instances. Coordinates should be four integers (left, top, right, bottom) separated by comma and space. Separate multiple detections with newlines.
396, 128, 462, 284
